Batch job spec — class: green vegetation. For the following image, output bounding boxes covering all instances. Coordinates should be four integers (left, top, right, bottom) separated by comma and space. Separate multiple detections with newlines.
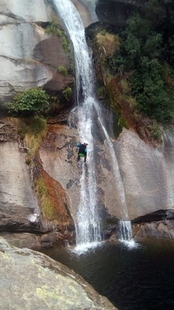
58, 65, 68, 75
37, 176, 58, 220
24, 116, 47, 155
45, 20, 69, 52
96, 86, 107, 100
95, 32, 120, 57
61, 36, 69, 52
49, 96, 61, 115
8, 88, 49, 116
45, 20, 62, 36
17, 116, 47, 163
62, 87, 72, 101
105, 0, 174, 123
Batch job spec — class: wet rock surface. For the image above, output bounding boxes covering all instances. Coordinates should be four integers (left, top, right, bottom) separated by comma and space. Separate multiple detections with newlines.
1, 116, 174, 247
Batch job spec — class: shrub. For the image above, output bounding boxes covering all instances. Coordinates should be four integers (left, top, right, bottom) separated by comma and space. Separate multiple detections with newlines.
16, 116, 47, 158
48, 96, 61, 115
62, 87, 72, 101
45, 20, 62, 36
131, 61, 174, 122
9, 88, 49, 116
58, 66, 68, 75
96, 32, 120, 57
107, 1, 174, 123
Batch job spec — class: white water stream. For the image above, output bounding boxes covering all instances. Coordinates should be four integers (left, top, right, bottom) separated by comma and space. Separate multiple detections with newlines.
53, 0, 133, 247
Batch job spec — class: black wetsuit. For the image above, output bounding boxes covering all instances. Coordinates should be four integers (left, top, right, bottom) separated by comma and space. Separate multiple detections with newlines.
77, 144, 87, 162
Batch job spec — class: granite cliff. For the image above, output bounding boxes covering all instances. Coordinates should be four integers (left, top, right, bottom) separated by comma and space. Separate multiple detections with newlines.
0, 0, 174, 249
0, 237, 117, 310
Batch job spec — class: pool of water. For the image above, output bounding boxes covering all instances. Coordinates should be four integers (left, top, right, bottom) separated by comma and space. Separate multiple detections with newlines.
42, 239, 174, 310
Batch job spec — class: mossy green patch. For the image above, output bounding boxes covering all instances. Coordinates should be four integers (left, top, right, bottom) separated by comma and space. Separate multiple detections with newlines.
36, 286, 60, 301
36, 177, 58, 221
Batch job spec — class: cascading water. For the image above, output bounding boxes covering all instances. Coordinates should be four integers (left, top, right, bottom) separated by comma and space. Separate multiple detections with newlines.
119, 220, 132, 241
53, 0, 101, 248
95, 106, 133, 243
53, 0, 133, 247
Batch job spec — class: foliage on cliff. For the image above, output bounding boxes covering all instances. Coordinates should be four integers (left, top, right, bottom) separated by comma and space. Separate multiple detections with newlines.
35, 164, 71, 226
9, 88, 49, 116
106, 0, 174, 123
93, 31, 161, 145
93, 0, 174, 145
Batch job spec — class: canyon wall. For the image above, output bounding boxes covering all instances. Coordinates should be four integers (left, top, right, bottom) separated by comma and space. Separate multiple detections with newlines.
0, 0, 73, 108
0, 0, 174, 243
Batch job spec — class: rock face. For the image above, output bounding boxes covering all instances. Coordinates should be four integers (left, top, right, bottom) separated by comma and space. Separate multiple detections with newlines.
133, 220, 174, 239
132, 209, 174, 240
77, 0, 98, 25
0, 117, 74, 249
0, 120, 40, 231
95, 0, 145, 29
0, 237, 117, 310
1, 0, 49, 21
115, 127, 174, 219
1, 0, 174, 243
0, 0, 73, 108
40, 122, 174, 223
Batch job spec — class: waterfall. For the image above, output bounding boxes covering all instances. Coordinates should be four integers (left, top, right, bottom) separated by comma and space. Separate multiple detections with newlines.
93, 100, 133, 243
119, 220, 132, 241
53, 0, 101, 248
53, 0, 133, 247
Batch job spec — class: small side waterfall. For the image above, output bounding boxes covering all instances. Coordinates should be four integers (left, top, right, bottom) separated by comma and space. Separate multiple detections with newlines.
119, 220, 132, 241
94, 104, 133, 243
53, 0, 133, 247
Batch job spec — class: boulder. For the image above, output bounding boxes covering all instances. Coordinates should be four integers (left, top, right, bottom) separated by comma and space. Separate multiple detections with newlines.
0, 231, 74, 250
133, 220, 174, 239
0, 237, 117, 310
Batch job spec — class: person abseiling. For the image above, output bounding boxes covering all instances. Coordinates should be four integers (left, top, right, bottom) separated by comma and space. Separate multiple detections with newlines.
77, 142, 88, 162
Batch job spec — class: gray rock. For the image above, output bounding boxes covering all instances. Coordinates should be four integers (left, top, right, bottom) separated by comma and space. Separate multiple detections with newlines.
0, 0, 73, 107
0, 139, 39, 214
0, 237, 117, 310
0, 0, 50, 23
40, 123, 174, 222
115, 128, 174, 219
77, 0, 98, 25
133, 220, 174, 239
0, 232, 41, 250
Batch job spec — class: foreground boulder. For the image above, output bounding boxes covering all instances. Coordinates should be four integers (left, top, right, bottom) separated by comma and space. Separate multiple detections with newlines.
0, 237, 117, 310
